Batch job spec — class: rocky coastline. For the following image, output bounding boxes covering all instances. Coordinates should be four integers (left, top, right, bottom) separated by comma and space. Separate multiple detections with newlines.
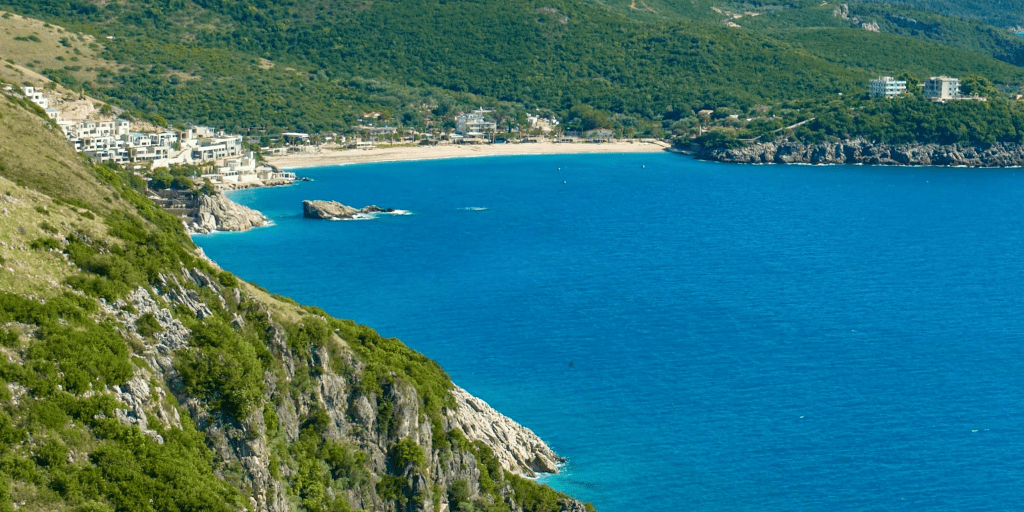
447, 386, 564, 477
102, 268, 581, 512
186, 193, 270, 234
302, 199, 396, 219
694, 139, 1024, 167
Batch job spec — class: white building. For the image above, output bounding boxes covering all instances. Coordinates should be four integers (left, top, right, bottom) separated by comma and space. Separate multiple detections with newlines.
22, 86, 49, 109
56, 116, 242, 166
924, 76, 960, 101
869, 76, 907, 98
192, 136, 243, 161
257, 167, 297, 181
129, 145, 170, 162
456, 109, 497, 137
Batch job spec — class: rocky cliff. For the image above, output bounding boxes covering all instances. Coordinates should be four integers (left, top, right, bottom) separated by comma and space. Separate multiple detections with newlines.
696, 139, 1024, 167
0, 97, 590, 512
303, 199, 396, 219
188, 193, 270, 234
94, 266, 582, 512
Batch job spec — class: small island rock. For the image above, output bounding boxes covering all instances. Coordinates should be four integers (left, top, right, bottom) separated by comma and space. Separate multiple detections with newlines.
302, 200, 395, 219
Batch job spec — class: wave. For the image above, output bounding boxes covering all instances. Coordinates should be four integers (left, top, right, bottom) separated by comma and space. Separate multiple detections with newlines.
459, 206, 488, 211
330, 210, 412, 221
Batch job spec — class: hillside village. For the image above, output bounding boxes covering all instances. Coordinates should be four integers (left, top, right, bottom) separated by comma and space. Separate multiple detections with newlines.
9, 84, 298, 190
8, 82, 598, 179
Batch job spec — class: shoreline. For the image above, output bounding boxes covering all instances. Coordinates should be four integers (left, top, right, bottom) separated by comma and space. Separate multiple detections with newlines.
265, 140, 671, 170
694, 139, 1024, 167
190, 141, 671, 235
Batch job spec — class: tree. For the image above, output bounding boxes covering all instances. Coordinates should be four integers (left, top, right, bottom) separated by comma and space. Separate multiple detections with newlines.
960, 74, 998, 98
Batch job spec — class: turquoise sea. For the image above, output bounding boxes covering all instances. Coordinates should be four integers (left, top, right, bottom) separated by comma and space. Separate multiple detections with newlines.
193, 153, 1024, 511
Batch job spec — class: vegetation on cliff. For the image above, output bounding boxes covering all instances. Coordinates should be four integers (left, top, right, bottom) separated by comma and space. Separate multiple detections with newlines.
0, 86, 585, 511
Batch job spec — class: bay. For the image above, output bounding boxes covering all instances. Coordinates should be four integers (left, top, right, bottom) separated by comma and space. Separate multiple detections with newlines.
194, 153, 1024, 511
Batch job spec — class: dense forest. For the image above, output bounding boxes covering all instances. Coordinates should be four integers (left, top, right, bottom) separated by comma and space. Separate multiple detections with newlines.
3, 0, 1024, 141
855, 0, 1024, 28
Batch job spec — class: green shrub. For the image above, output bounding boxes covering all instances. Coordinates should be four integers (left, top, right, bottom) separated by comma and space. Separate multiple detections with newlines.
0, 410, 26, 450
217, 271, 237, 288
29, 237, 61, 251
34, 439, 68, 467
262, 403, 279, 436
30, 321, 133, 394
0, 474, 11, 512
376, 475, 406, 503
177, 320, 266, 420
72, 502, 114, 512
390, 438, 426, 471
0, 329, 16, 348
34, 205, 50, 216
507, 474, 564, 512
134, 312, 163, 338
29, 400, 69, 429
38, 221, 58, 234
447, 480, 470, 512
285, 316, 331, 360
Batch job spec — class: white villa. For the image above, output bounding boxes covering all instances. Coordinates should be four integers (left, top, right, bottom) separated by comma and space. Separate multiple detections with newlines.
192, 136, 243, 161
869, 76, 907, 98
22, 86, 49, 109
924, 76, 961, 101
456, 109, 497, 137
200, 151, 294, 185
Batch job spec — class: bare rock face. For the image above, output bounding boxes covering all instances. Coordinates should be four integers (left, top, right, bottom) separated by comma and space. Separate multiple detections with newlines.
189, 193, 269, 234
302, 200, 395, 219
447, 386, 564, 477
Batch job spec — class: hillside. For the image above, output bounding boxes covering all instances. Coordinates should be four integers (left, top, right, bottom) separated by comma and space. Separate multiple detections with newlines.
853, 0, 1024, 28
2, 0, 1024, 137
0, 92, 588, 511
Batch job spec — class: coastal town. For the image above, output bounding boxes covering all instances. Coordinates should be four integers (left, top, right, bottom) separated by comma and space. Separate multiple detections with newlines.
7, 84, 635, 185
5, 80, 671, 186
5, 70, 1010, 184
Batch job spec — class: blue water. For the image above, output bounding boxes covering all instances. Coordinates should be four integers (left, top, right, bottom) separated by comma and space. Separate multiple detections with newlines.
194, 154, 1024, 511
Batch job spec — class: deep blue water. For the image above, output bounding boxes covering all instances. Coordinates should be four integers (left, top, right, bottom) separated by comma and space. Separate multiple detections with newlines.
194, 154, 1024, 512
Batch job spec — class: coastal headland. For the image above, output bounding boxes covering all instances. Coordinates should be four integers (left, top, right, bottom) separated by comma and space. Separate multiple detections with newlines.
266, 140, 670, 169
694, 139, 1024, 167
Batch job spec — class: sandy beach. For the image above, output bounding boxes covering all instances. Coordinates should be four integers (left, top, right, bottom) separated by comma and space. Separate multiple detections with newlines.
265, 140, 671, 170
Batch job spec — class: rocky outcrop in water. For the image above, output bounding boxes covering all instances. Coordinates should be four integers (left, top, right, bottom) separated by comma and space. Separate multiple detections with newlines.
696, 139, 1024, 167
188, 193, 269, 234
302, 199, 395, 219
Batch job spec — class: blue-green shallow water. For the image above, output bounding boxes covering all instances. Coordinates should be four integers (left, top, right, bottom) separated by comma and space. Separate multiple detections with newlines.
194, 153, 1024, 511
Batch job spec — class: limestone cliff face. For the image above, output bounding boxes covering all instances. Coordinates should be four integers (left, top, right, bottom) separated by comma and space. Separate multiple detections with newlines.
100, 265, 581, 512
303, 199, 395, 219
447, 386, 563, 477
188, 193, 270, 234
696, 139, 1024, 167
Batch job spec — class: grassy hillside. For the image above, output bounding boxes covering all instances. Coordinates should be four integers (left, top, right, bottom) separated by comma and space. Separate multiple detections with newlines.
0, 89, 585, 512
0, 10, 117, 87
